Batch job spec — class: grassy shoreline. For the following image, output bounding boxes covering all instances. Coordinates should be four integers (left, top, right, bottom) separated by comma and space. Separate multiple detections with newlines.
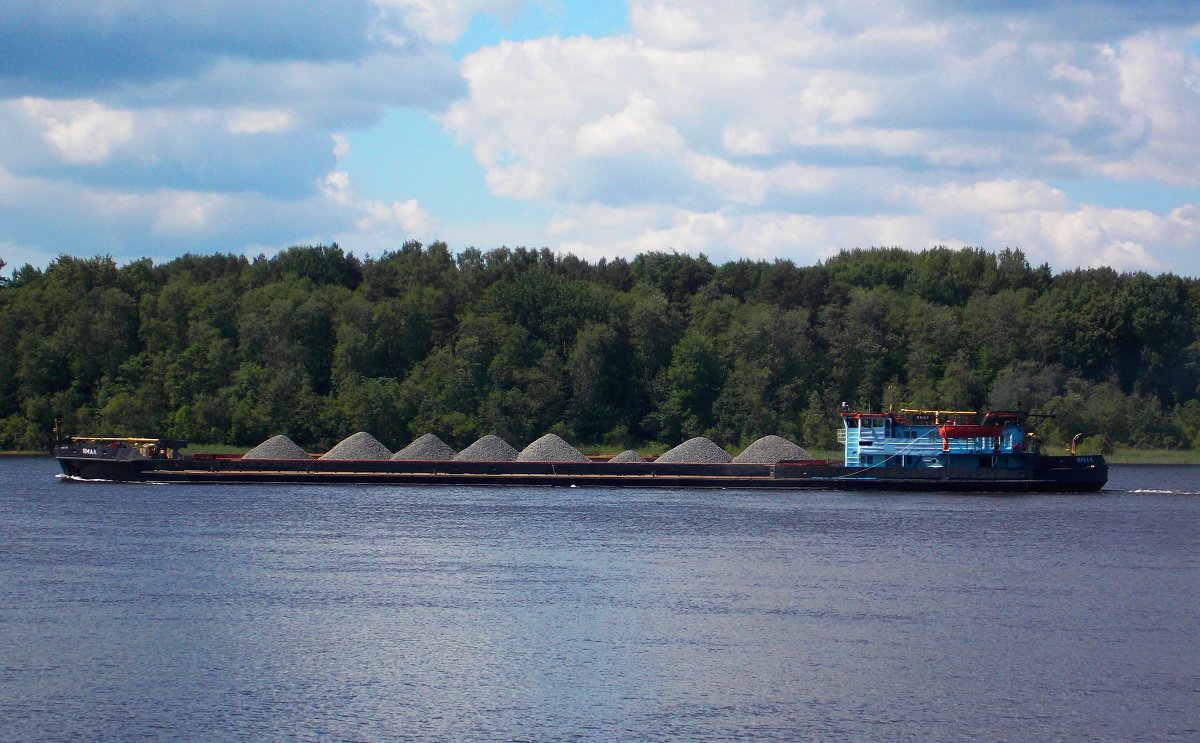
1090, 449, 1200, 465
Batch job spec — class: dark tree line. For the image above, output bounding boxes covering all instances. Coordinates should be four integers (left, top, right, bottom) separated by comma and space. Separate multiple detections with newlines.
2, 243, 1198, 452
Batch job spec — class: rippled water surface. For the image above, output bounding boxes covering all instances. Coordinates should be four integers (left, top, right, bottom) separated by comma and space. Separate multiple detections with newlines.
2, 458, 1197, 741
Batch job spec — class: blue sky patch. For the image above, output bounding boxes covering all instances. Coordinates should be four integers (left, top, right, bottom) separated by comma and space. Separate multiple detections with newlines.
340, 109, 547, 223
452, 0, 628, 57
1050, 179, 1200, 213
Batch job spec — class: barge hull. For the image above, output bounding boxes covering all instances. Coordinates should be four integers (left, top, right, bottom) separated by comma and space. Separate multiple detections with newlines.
55, 453, 1108, 492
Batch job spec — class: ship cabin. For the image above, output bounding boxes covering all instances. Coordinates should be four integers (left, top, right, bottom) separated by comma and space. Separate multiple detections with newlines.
57, 436, 188, 461
838, 409, 1034, 469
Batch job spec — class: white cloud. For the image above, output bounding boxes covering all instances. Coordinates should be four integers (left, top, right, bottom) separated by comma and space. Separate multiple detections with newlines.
1, 99, 335, 197
547, 202, 944, 265
0, 1, 467, 269
1103, 31, 1200, 185
442, 0, 1200, 273
370, 0, 522, 45
20, 98, 134, 164
226, 109, 294, 135
989, 204, 1195, 272
767, 163, 834, 195
628, 1, 718, 49
332, 133, 352, 158
912, 180, 1072, 215
800, 74, 876, 125
575, 94, 683, 158
0, 155, 437, 267
356, 198, 437, 235
3, 0, 1200, 276
0, 162, 35, 205
150, 192, 230, 235
324, 170, 437, 240
721, 125, 773, 156
540, 195, 1200, 276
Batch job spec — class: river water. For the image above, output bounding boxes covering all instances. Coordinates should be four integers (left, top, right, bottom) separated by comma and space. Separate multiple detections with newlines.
1, 457, 1196, 741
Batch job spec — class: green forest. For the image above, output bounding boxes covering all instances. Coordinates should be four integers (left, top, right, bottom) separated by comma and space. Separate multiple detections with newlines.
1, 244, 1198, 453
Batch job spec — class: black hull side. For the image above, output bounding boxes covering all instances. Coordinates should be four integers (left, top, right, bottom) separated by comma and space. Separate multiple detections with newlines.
56, 452, 1108, 492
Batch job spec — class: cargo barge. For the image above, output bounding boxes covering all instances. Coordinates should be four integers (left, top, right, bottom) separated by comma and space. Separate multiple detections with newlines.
54, 409, 1106, 492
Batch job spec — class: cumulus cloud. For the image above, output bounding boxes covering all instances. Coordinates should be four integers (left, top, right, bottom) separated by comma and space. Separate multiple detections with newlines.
324, 170, 437, 237
2, 0, 1200, 275
19, 98, 134, 164
548, 203, 938, 265
0, 98, 336, 197
443, 0, 1200, 272
0, 158, 434, 266
912, 181, 1072, 216
0, 0, 464, 267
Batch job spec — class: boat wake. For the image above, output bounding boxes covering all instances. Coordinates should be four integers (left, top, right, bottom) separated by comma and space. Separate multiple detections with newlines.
56, 473, 172, 485
56, 473, 114, 483
1130, 488, 1200, 495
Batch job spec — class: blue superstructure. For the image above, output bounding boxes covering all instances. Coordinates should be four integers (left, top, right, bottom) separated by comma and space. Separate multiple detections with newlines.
839, 409, 1035, 470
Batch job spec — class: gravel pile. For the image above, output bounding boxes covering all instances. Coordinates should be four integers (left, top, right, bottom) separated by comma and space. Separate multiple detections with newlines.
454, 434, 519, 462
243, 434, 309, 460
608, 449, 646, 463
319, 431, 392, 460
517, 433, 590, 462
733, 435, 813, 464
391, 433, 456, 461
655, 437, 733, 463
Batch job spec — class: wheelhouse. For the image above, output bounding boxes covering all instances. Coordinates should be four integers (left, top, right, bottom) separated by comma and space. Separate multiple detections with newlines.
839, 409, 1034, 469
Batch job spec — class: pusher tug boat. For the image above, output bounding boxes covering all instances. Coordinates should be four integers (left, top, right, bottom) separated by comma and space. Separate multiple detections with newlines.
54, 409, 1107, 491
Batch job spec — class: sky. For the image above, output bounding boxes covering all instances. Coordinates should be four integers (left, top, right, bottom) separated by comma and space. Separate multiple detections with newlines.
2, 0, 1200, 276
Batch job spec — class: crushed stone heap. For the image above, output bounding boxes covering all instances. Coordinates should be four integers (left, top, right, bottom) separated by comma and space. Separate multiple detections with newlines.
655, 437, 733, 464
319, 431, 392, 460
733, 435, 813, 464
391, 433, 456, 461
608, 449, 646, 463
517, 433, 591, 462
454, 434, 519, 462
243, 434, 309, 460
